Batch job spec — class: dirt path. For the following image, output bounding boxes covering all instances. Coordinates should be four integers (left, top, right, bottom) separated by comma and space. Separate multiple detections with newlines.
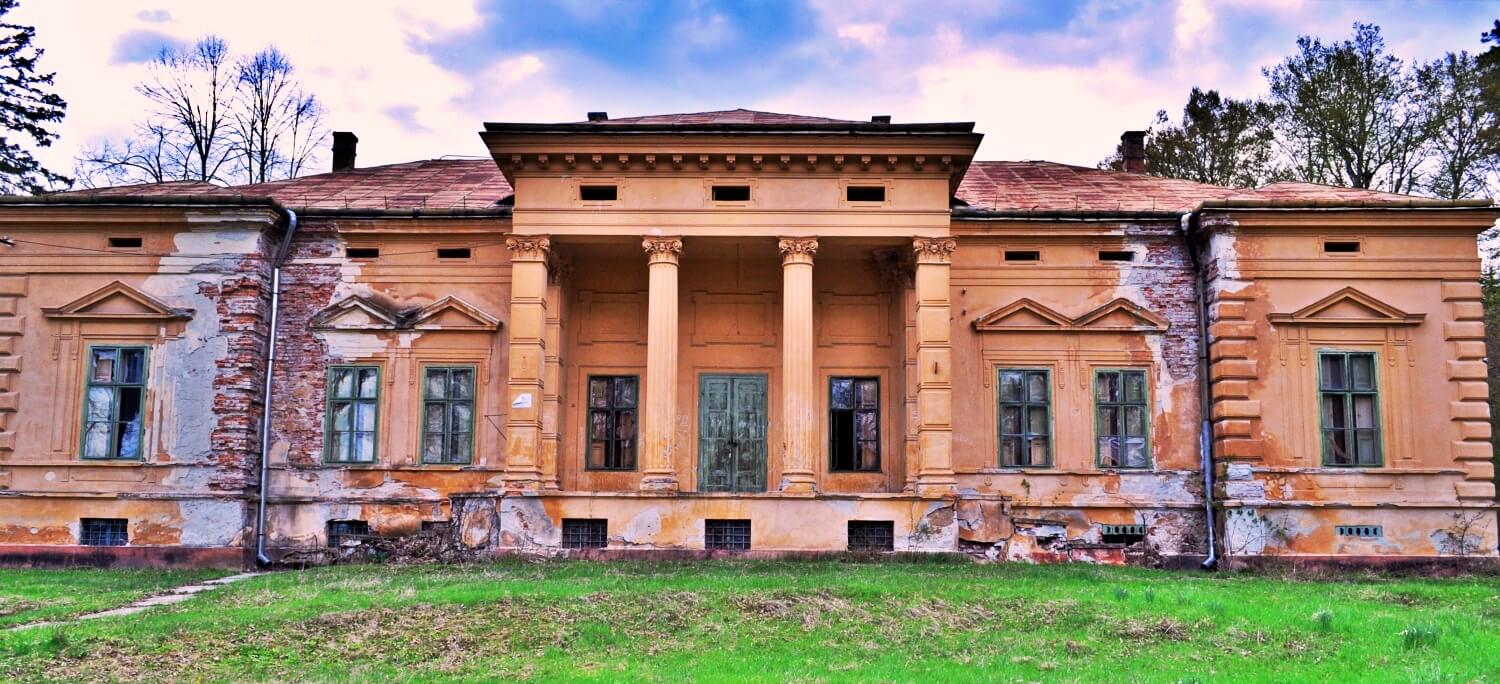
9, 572, 264, 631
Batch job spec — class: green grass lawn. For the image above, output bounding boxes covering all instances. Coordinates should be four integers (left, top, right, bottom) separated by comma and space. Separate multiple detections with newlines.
0, 567, 228, 628
1, 559, 1497, 682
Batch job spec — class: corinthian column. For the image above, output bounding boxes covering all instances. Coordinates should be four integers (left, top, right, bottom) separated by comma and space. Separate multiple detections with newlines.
912, 237, 957, 496
778, 237, 819, 494
503, 236, 551, 491
640, 237, 683, 492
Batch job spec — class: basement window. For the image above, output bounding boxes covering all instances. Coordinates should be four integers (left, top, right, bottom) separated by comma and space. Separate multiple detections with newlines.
711, 185, 751, 202
1004, 250, 1040, 262
437, 247, 471, 260
847, 520, 894, 552
107, 236, 143, 249
705, 519, 752, 550
1099, 250, 1136, 262
562, 519, 608, 549
1100, 524, 1147, 545
579, 185, 617, 201
1323, 240, 1361, 254
1335, 525, 1383, 538
346, 247, 380, 259
80, 518, 128, 546
327, 520, 369, 547
846, 185, 886, 202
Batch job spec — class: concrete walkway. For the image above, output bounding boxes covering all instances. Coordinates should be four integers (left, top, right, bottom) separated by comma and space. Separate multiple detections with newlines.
10, 572, 264, 631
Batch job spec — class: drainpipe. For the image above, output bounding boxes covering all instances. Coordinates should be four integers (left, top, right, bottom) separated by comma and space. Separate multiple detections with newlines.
256, 208, 298, 566
1181, 212, 1218, 570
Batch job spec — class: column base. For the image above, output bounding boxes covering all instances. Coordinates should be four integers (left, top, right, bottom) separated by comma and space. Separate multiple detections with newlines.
914, 476, 957, 497
639, 475, 680, 493
778, 474, 818, 495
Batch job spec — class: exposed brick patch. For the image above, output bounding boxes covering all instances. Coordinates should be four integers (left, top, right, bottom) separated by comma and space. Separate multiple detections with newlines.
197, 236, 274, 493
269, 227, 342, 467
1123, 223, 1200, 387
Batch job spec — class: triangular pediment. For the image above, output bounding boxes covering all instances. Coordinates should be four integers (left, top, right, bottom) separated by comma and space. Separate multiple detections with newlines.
410, 296, 500, 331
972, 299, 1072, 331
42, 281, 190, 320
1269, 287, 1424, 326
1072, 298, 1170, 332
973, 297, 1167, 334
310, 296, 399, 331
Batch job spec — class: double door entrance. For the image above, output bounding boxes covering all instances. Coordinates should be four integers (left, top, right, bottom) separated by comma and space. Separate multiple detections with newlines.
697, 374, 767, 492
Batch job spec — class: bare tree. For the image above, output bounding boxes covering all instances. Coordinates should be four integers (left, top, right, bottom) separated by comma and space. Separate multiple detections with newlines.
231, 47, 325, 184
137, 36, 236, 183
1264, 23, 1436, 193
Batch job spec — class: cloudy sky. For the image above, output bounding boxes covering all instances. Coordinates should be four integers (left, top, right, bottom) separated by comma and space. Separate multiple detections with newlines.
15, 0, 1499, 179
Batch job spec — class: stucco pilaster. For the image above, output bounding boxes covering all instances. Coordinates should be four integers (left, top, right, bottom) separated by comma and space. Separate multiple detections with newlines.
640, 237, 683, 492
502, 236, 551, 491
778, 237, 818, 494
912, 237, 957, 496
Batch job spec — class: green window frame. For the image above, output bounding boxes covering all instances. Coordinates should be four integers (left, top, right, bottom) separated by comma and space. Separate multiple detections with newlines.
80, 345, 148, 460
325, 365, 380, 463
1096, 369, 1151, 468
1318, 350, 1382, 467
830, 376, 880, 471
421, 366, 476, 464
997, 368, 1051, 467
586, 375, 638, 470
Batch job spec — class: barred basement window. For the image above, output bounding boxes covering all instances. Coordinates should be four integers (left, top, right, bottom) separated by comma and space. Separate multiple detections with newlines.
422, 366, 475, 464
1100, 524, 1147, 545
586, 375, 638, 470
998, 369, 1051, 467
562, 519, 608, 549
830, 377, 879, 471
1319, 351, 1382, 467
80, 518, 128, 546
705, 519, 751, 550
327, 520, 369, 547
326, 365, 379, 463
1096, 369, 1151, 468
81, 346, 148, 460
1335, 525, 1383, 538
847, 521, 894, 552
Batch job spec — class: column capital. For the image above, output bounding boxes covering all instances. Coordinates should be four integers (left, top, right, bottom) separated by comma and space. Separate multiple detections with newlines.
642, 236, 683, 265
506, 235, 551, 262
777, 237, 819, 265
912, 237, 957, 264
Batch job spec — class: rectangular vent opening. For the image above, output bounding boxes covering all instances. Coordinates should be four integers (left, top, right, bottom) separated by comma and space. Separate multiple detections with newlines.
705, 519, 752, 550
562, 519, 608, 549
1100, 523, 1148, 545
711, 185, 751, 202
327, 520, 370, 547
580, 185, 617, 201
1335, 525, 1382, 538
1004, 250, 1041, 262
108, 237, 143, 249
1099, 250, 1136, 262
437, 247, 471, 259
848, 520, 895, 552
80, 518, 128, 546
846, 186, 886, 202
346, 247, 380, 259
1323, 241, 1361, 253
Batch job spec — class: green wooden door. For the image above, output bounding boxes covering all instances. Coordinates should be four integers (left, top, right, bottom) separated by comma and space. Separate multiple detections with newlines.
698, 374, 768, 492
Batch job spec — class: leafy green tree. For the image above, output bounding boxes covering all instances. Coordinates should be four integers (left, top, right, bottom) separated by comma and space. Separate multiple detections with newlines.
1481, 21, 1500, 161
0, 0, 67, 194
1099, 88, 1282, 188
1419, 51, 1497, 199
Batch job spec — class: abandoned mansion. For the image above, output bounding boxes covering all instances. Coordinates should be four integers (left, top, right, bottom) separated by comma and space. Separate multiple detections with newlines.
0, 110, 1495, 568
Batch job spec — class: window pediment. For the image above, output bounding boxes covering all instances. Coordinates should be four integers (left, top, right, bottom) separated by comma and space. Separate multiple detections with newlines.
410, 296, 500, 331
1268, 287, 1423, 327
310, 296, 400, 331
42, 281, 191, 321
972, 297, 1167, 333
312, 295, 500, 332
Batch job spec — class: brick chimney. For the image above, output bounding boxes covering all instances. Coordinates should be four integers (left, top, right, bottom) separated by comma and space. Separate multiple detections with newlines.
587, 111, 608, 122
332, 131, 358, 172
1120, 130, 1146, 173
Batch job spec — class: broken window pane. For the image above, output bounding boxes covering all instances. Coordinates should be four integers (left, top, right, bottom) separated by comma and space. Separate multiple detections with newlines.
1096, 369, 1149, 468
82, 346, 149, 459
357, 368, 379, 398
425, 369, 447, 400
829, 377, 879, 471
331, 369, 353, 398
91, 349, 117, 383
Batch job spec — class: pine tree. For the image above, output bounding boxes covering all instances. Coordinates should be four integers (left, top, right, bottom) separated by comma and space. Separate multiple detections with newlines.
0, 0, 67, 194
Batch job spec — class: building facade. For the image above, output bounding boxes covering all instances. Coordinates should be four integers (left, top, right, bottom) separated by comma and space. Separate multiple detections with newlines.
0, 110, 1494, 568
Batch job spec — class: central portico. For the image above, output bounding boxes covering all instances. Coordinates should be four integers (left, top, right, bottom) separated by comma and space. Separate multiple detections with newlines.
479, 111, 982, 547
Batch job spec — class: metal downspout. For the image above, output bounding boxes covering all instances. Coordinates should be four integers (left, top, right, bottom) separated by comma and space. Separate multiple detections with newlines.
256, 209, 297, 566
1182, 212, 1219, 569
